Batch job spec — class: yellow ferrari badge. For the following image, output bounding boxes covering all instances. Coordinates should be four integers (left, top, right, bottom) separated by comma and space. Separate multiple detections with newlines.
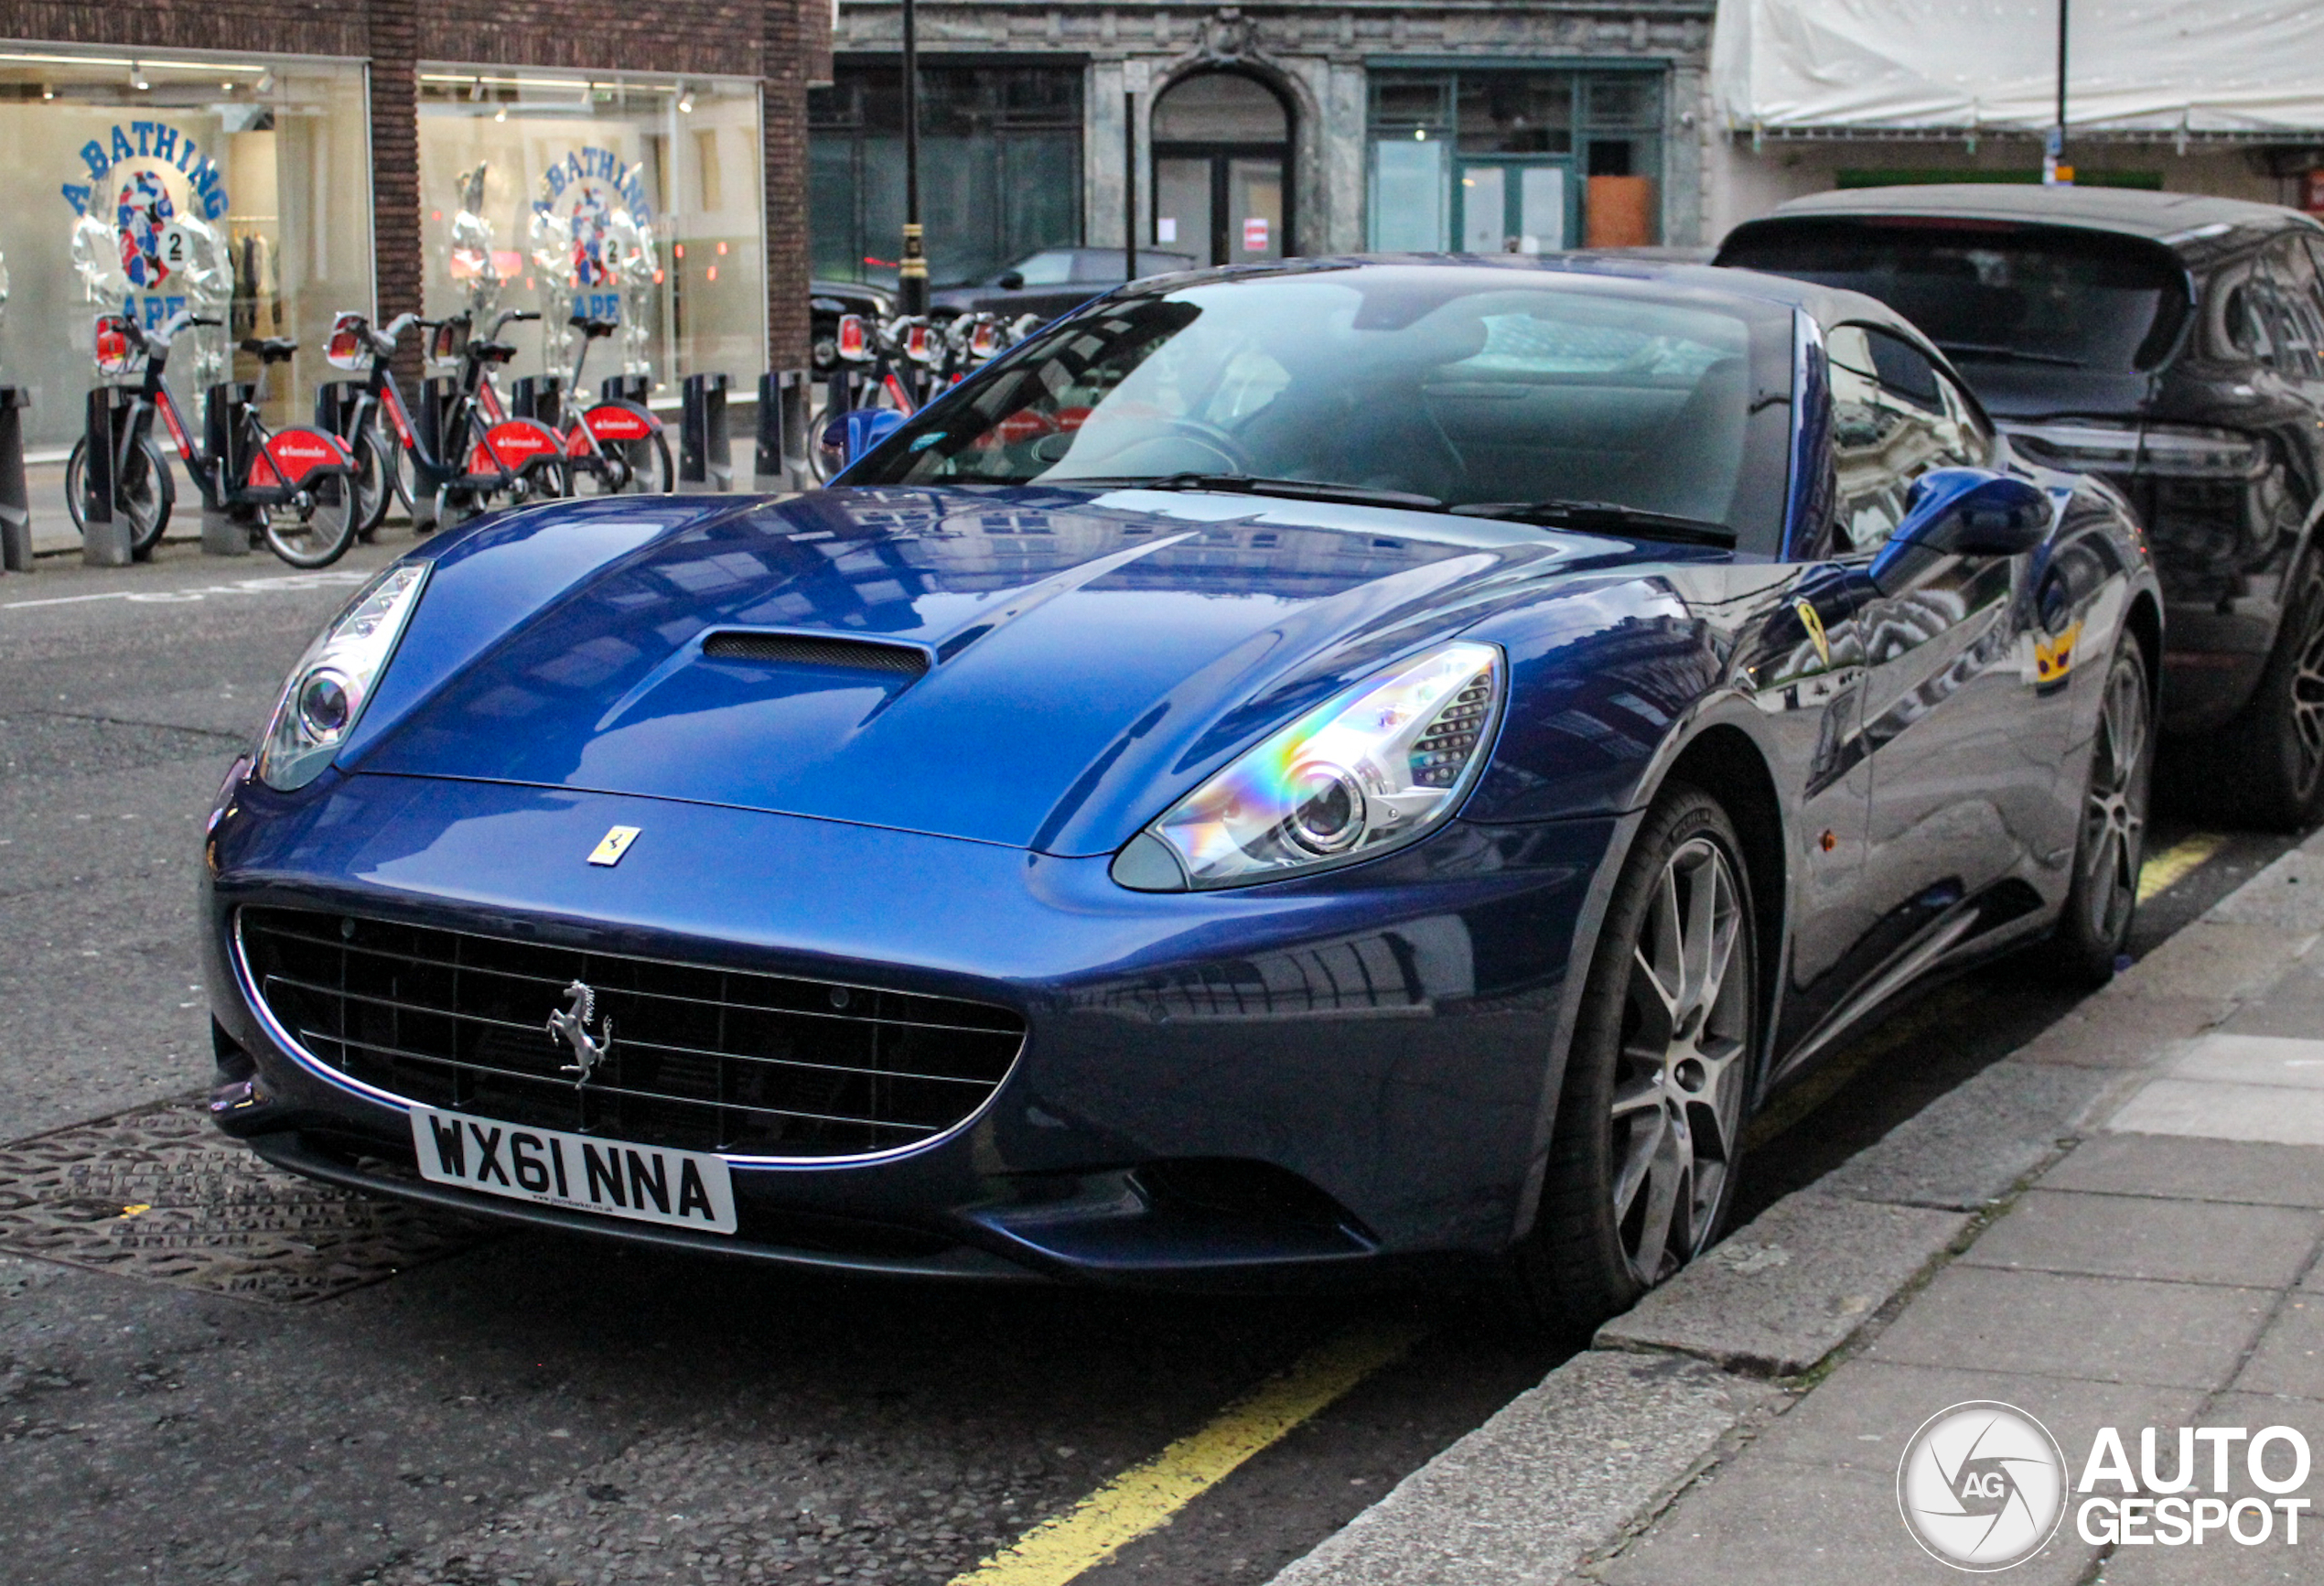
1795, 599, 1831, 668
2035, 620, 2082, 685
588, 825, 641, 867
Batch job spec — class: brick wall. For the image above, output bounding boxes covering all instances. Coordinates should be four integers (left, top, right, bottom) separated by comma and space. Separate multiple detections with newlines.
0, 0, 819, 376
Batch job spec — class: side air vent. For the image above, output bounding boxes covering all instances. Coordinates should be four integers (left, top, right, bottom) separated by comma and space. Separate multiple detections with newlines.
701, 631, 930, 676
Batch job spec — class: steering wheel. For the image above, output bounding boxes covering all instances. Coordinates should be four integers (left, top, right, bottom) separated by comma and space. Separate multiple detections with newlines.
1149, 416, 1253, 474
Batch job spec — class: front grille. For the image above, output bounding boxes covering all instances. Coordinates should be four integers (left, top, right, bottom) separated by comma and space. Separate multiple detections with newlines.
238, 907, 1025, 1159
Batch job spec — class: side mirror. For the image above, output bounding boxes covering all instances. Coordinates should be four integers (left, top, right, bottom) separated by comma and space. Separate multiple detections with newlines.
995, 271, 1025, 292
816, 408, 909, 480
1872, 469, 2051, 588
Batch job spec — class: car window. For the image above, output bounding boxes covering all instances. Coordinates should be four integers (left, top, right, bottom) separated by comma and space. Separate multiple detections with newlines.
851, 268, 1801, 555
1009, 251, 1077, 286
1721, 219, 2189, 374
2266, 238, 2324, 379
1827, 325, 1988, 554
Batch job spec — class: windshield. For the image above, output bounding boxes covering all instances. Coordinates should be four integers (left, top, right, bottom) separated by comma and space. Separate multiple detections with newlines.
1719, 219, 2188, 372
852, 265, 1796, 551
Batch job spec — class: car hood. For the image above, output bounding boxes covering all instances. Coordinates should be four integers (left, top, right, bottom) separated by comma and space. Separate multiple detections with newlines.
350, 487, 1631, 856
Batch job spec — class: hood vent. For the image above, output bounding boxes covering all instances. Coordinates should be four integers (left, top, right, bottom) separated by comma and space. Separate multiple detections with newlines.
701, 631, 930, 677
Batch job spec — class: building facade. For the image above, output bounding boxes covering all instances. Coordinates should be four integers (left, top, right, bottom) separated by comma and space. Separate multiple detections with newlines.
813, 1, 1717, 292
0, 0, 825, 448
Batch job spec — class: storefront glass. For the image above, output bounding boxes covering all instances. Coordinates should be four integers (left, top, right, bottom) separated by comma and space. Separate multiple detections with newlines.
418, 68, 764, 403
811, 62, 1082, 291
0, 45, 372, 447
1368, 68, 1665, 254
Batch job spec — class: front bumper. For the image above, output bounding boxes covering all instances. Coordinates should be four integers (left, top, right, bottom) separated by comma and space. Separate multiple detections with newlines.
202, 768, 1614, 1287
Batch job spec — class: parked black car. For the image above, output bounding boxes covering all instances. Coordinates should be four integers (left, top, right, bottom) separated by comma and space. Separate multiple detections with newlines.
810, 278, 894, 372
929, 247, 1197, 322
1719, 186, 2324, 826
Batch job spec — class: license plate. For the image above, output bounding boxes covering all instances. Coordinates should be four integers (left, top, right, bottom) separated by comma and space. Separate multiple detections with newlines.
408, 1107, 737, 1235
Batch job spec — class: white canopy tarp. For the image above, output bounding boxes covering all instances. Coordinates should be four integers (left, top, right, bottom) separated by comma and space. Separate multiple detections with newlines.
1713, 0, 2324, 134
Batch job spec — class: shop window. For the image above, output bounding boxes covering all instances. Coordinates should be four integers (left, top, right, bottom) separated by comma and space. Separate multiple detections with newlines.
1367, 68, 1664, 254
0, 47, 372, 448
810, 62, 1082, 291
417, 68, 764, 403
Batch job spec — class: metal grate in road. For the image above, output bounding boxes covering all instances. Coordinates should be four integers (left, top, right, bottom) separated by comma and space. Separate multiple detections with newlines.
0, 1096, 489, 1302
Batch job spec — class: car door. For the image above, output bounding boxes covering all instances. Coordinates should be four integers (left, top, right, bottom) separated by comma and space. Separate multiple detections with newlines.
1834, 325, 2052, 976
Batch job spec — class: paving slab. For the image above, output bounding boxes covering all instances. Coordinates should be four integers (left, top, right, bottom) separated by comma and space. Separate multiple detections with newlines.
2230, 1295, 2324, 1400
1595, 1192, 1969, 1376
2108, 1077, 2324, 1147
1867, 1265, 2274, 1389
1814, 1061, 2126, 1211
1591, 1448, 2093, 1586
1737, 1357, 2198, 1477
2167, 1032, 2324, 1088
2012, 989, 2226, 1069
2218, 991, 2324, 1039
2041, 1133, 2324, 1207
1265, 1352, 1778, 1586
1958, 1189, 2322, 1289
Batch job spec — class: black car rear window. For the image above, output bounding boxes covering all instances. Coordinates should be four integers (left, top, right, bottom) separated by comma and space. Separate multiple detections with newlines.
1718, 218, 2190, 374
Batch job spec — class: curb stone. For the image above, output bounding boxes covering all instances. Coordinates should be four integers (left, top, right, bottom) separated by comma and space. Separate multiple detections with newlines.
1265, 1353, 1779, 1586
1266, 838, 2321, 1586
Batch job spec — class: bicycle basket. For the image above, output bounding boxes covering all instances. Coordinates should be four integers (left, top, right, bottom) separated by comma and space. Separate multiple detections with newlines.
92, 316, 138, 376
324, 314, 369, 371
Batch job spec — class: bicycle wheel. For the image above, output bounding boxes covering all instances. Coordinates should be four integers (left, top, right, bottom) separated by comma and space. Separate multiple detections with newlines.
66, 434, 176, 557
572, 432, 673, 495
350, 426, 393, 541
261, 469, 359, 568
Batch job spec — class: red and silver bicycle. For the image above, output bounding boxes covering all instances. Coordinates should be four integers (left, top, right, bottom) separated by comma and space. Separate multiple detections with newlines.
68, 310, 360, 566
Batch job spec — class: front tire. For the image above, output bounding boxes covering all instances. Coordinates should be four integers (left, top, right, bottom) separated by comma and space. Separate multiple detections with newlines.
261, 470, 359, 568
2039, 637, 2153, 986
1504, 783, 1759, 1339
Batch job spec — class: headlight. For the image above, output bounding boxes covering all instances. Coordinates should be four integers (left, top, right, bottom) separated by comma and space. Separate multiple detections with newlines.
256, 563, 429, 791
1112, 641, 1503, 890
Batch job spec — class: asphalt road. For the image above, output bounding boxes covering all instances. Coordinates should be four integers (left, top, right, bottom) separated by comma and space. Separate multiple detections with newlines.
0, 536, 2301, 1586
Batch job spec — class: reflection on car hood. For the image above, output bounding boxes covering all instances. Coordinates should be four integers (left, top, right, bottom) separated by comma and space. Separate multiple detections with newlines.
352, 486, 1630, 856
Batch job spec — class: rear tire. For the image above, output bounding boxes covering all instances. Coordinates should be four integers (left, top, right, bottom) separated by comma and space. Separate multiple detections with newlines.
2190, 542, 2324, 830
1501, 782, 1759, 1341
2036, 636, 2153, 987
350, 426, 393, 541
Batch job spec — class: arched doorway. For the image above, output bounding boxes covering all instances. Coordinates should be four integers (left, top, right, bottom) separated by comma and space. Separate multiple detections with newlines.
1151, 72, 1292, 266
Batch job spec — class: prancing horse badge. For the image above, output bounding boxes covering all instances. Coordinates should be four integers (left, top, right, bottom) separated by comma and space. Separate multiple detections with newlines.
588, 825, 640, 867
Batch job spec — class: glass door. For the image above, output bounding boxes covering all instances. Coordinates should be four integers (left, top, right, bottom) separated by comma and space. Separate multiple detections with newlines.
1455, 158, 1571, 254
1152, 148, 1289, 265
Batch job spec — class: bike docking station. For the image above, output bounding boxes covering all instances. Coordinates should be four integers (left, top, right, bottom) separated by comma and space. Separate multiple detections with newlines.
0, 383, 28, 573
678, 371, 732, 493
195, 381, 259, 557
755, 369, 813, 493
79, 383, 137, 567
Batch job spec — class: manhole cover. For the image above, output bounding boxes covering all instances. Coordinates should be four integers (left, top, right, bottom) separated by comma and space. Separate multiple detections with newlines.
0, 1098, 490, 1301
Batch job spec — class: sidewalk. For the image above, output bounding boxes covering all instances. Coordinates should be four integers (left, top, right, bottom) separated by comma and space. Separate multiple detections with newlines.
1272, 833, 2324, 1585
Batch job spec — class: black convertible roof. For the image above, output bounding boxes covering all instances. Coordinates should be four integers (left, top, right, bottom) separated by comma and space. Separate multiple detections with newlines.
1758, 183, 2319, 245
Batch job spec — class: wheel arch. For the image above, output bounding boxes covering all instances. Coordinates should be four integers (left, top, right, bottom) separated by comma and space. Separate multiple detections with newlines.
1661, 722, 1790, 1086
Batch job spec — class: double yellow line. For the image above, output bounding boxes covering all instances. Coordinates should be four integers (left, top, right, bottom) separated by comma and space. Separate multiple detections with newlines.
947, 1321, 1426, 1586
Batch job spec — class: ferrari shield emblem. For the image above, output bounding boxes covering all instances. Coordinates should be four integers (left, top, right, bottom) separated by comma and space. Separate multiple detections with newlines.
1794, 599, 1831, 668
588, 825, 640, 867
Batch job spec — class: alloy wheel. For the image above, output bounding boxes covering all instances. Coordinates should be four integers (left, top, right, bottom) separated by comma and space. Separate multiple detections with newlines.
2292, 564, 2324, 797
2080, 654, 2150, 946
1609, 835, 1749, 1287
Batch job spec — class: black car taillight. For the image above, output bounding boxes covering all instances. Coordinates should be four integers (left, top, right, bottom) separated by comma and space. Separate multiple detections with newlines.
2004, 418, 2266, 480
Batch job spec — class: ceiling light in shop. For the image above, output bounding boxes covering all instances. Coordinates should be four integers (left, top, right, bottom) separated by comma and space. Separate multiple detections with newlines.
494, 105, 508, 123
678, 88, 695, 113
131, 62, 148, 91
255, 70, 273, 92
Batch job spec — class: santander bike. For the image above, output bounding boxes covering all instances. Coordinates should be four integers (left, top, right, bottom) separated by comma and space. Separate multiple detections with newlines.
68, 311, 360, 566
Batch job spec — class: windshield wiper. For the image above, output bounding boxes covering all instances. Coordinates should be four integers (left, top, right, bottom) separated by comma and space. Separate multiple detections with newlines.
1447, 499, 1738, 548
1932, 340, 2087, 369
1058, 473, 1447, 511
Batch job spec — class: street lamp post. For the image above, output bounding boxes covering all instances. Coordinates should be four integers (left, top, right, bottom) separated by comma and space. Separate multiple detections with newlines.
2045, 0, 2072, 186
898, 0, 927, 315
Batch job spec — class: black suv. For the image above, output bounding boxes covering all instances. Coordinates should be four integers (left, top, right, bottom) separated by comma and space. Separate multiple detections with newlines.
1720, 186, 2324, 826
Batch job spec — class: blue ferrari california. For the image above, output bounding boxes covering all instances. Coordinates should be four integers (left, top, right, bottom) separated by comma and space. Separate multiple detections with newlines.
201, 259, 2157, 1331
